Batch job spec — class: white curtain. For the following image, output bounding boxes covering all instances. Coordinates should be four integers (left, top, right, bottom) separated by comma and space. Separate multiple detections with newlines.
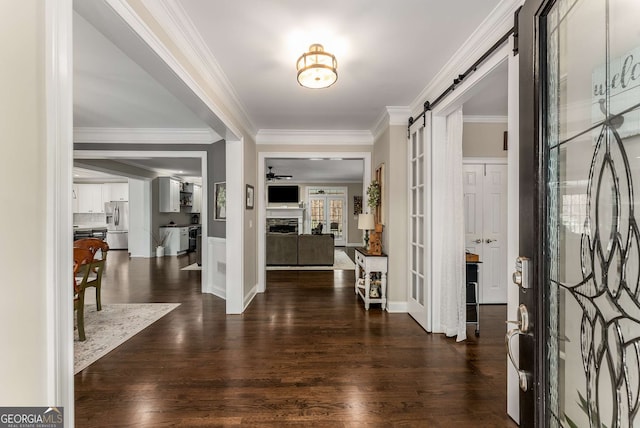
439, 108, 466, 341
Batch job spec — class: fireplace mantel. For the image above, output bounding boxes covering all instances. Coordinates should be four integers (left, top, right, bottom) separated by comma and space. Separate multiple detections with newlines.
266, 207, 305, 234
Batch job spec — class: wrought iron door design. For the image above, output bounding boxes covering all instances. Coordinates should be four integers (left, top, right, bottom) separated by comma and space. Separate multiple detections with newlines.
542, 0, 640, 426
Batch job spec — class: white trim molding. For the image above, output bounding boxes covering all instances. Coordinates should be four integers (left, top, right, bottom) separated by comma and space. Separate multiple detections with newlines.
73, 127, 220, 144
386, 301, 408, 313
138, 0, 256, 136
372, 106, 411, 141
244, 284, 258, 311
45, 0, 74, 421
257, 151, 372, 293
256, 129, 373, 146
462, 157, 508, 165
103, 0, 244, 140
409, 0, 523, 116
463, 115, 508, 123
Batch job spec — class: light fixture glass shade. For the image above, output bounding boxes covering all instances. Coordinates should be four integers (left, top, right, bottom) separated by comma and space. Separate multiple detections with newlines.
296, 44, 338, 89
358, 213, 375, 230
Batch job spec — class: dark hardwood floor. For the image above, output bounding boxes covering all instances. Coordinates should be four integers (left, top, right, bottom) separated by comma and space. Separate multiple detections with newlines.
75, 251, 517, 427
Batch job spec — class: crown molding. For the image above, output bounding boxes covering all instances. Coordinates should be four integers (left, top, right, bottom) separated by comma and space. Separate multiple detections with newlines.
409, 0, 524, 116
372, 106, 411, 141
256, 129, 373, 146
140, 0, 256, 137
463, 115, 508, 123
103, 0, 244, 140
73, 127, 218, 144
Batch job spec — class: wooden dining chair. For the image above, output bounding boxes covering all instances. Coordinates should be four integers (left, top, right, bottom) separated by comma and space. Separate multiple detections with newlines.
73, 247, 93, 341
73, 238, 109, 311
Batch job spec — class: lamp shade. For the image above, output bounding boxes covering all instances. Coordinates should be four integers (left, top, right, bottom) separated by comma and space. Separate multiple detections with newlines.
296, 44, 338, 89
358, 213, 375, 230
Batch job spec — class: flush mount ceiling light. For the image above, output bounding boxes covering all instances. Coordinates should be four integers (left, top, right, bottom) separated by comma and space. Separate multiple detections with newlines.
296, 43, 338, 89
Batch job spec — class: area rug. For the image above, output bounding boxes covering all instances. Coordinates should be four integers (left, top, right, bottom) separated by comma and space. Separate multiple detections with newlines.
266, 249, 356, 271
74, 302, 180, 374
181, 263, 201, 271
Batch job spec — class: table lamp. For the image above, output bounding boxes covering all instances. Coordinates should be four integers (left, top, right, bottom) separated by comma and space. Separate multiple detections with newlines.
358, 213, 375, 250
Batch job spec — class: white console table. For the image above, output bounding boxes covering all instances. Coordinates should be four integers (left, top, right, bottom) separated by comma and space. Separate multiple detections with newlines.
354, 247, 388, 310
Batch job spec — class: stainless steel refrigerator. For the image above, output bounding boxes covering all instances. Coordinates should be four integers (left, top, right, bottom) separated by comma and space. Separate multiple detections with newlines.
105, 201, 129, 249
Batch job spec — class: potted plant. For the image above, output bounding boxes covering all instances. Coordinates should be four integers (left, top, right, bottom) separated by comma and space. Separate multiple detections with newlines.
367, 180, 381, 210
152, 229, 169, 257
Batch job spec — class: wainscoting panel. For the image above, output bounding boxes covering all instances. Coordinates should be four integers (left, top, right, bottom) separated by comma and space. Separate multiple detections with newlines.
207, 237, 226, 299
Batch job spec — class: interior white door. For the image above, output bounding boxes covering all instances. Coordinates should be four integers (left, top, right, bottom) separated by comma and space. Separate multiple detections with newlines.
463, 162, 508, 303
481, 164, 507, 303
407, 114, 431, 331
463, 165, 484, 259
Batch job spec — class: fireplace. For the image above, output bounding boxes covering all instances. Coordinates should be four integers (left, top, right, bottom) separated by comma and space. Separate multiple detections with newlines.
266, 207, 305, 234
267, 218, 298, 234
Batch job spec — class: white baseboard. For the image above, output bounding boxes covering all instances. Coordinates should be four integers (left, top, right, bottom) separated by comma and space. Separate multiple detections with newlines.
243, 283, 258, 310
386, 301, 408, 313
346, 242, 363, 247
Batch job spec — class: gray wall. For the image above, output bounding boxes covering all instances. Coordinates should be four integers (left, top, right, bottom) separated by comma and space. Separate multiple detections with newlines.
209, 140, 226, 238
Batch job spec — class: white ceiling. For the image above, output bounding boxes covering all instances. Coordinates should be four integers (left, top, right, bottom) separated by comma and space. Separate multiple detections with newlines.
177, 0, 505, 130
266, 158, 364, 183
73, 12, 212, 129
72, 0, 509, 182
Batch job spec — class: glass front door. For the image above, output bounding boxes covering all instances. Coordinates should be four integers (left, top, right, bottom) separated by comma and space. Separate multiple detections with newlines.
518, 0, 640, 425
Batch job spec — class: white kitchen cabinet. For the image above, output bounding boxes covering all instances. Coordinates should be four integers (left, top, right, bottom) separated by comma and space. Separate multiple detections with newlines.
72, 184, 79, 213
160, 226, 189, 255
77, 184, 105, 213
106, 182, 128, 201
191, 184, 202, 213
159, 177, 180, 213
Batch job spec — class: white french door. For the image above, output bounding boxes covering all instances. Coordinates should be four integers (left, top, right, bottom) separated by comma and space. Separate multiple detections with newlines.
463, 161, 508, 303
307, 187, 347, 246
407, 114, 432, 330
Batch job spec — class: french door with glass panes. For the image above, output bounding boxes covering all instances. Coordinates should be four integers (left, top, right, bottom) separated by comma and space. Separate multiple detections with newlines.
308, 187, 346, 246
407, 114, 431, 331
515, 0, 640, 425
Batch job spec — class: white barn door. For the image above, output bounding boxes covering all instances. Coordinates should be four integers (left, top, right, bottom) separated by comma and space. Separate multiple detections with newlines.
407, 114, 432, 330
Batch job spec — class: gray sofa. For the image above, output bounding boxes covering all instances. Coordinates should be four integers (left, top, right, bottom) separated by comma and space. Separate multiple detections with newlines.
266, 233, 334, 266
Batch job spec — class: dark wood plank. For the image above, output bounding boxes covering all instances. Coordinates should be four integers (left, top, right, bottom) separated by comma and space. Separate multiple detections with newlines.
75, 251, 517, 427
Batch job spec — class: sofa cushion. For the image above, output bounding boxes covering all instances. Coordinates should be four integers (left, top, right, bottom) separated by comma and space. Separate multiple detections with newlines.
297, 234, 334, 266
266, 233, 298, 265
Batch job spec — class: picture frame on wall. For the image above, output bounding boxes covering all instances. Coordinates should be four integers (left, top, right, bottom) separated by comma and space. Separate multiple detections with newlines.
214, 182, 226, 221
246, 184, 254, 209
375, 163, 385, 225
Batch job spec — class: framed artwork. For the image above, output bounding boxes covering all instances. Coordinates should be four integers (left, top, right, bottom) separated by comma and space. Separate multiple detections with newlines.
246, 184, 254, 209
214, 182, 226, 221
375, 163, 385, 225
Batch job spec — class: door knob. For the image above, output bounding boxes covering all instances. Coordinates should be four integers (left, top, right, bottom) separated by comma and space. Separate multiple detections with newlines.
505, 304, 530, 333
474, 239, 482, 244
486, 238, 495, 243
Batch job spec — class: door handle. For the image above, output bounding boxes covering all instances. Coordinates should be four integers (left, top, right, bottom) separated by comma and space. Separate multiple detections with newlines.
506, 328, 532, 392
485, 238, 495, 243
505, 303, 531, 392
474, 239, 482, 244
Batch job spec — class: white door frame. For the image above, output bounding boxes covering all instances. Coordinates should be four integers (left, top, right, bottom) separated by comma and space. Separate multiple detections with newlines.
74, 150, 211, 291
257, 151, 372, 292
425, 39, 519, 420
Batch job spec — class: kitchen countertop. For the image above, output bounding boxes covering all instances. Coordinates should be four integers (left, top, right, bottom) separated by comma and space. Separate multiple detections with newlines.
161, 224, 201, 228
73, 224, 107, 231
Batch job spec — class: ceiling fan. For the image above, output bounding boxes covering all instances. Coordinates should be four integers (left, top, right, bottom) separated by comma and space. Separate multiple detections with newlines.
266, 166, 292, 181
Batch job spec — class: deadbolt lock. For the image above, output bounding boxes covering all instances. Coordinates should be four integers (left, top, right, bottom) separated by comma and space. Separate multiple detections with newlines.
512, 256, 532, 290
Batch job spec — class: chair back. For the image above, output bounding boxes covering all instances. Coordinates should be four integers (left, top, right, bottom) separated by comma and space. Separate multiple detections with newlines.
73, 247, 93, 294
74, 238, 109, 261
